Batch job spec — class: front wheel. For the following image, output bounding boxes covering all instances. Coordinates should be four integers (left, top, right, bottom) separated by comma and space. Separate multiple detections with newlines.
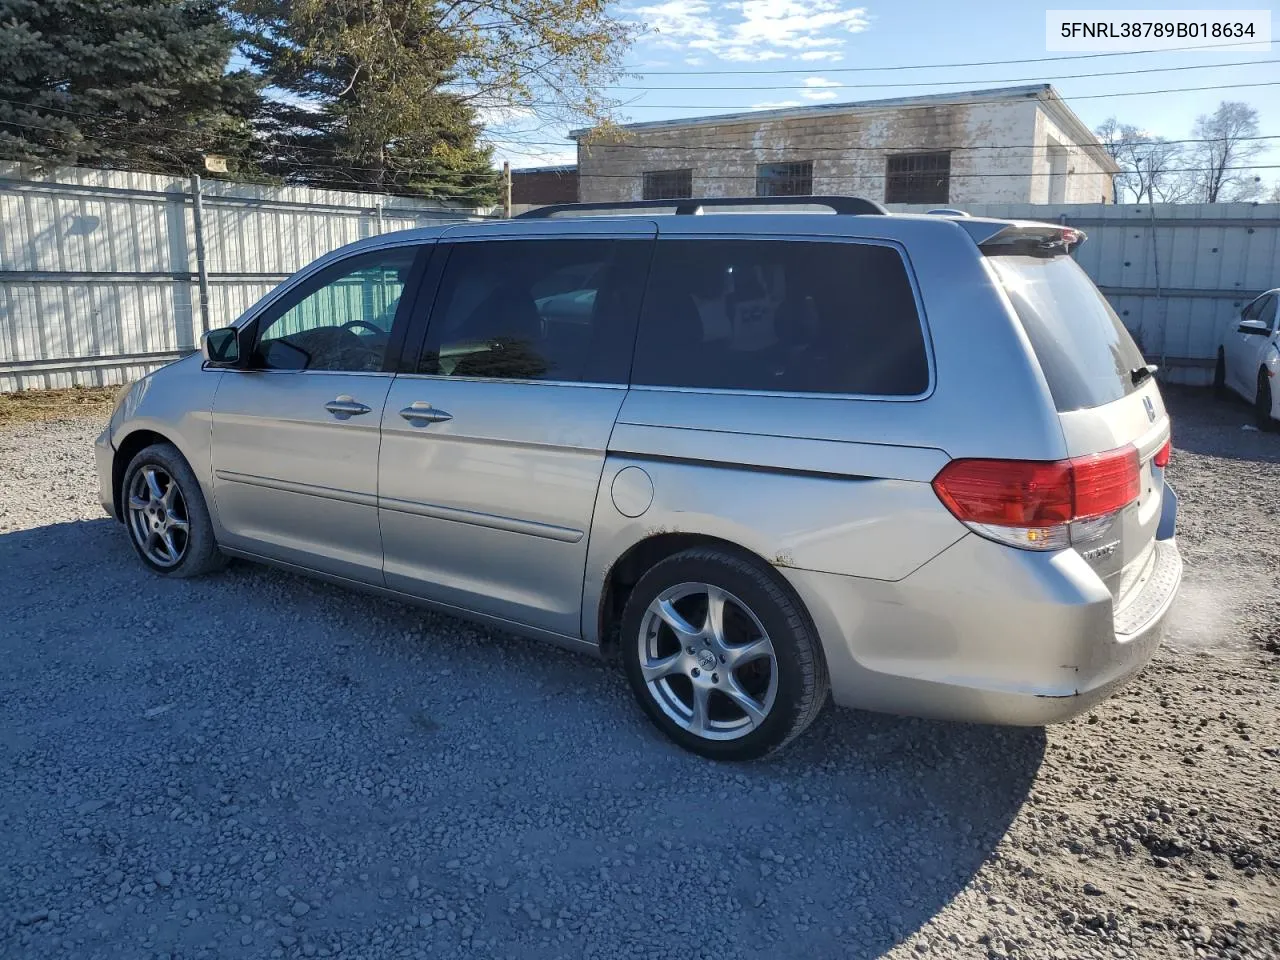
620, 548, 829, 760
1257, 371, 1279, 432
122, 442, 226, 577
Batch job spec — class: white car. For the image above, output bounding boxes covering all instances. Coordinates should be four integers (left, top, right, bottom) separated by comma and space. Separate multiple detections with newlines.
1216, 288, 1280, 430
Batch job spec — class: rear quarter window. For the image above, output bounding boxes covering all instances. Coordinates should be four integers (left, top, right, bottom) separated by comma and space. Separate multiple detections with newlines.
989, 255, 1147, 413
631, 238, 929, 396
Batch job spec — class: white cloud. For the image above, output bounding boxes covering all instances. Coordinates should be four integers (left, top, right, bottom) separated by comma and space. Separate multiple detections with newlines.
509, 148, 578, 169
475, 104, 537, 127
491, 142, 578, 168
685, 56, 704, 65
750, 100, 803, 110
480, 112, 577, 169
633, 0, 870, 63
634, 1, 719, 45
801, 76, 843, 101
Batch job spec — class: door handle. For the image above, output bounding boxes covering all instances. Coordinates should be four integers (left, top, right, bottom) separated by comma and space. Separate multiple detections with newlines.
399, 401, 453, 425
324, 395, 372, 419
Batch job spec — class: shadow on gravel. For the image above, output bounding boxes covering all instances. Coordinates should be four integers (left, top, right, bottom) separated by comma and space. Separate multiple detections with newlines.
1162, 384, 1280, 463
0, 516, 122, 589
1, 515, 1045, 960
778, 709, 1046, 951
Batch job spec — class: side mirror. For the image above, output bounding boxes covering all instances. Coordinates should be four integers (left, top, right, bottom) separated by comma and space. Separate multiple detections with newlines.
203, 326, 243, 366
1237, 320, 1271, 336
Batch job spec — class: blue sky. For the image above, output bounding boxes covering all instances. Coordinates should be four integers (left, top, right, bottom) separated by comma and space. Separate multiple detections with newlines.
496, 0, 1280, 186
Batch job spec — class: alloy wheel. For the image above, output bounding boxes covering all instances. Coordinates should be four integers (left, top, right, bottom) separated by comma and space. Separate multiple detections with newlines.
126, 465, 190, 568
636, 582, 778, 741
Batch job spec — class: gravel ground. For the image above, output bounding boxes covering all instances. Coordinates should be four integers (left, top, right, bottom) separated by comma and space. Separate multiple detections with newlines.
1, 386, 1277, 960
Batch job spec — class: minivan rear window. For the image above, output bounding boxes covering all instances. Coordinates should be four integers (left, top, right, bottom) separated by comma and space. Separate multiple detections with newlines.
631, 239, 929, 396
988, 255, 1147, 413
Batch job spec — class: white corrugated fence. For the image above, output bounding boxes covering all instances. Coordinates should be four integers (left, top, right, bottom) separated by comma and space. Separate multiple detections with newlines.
0, 163, 487, 391
2, 167, 1277, 392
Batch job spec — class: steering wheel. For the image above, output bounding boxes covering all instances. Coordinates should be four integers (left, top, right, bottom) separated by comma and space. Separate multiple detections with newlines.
341, 319, 386, 337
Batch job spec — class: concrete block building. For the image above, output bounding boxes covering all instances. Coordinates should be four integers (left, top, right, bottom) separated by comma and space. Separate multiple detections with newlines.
573, 85, 1118, 207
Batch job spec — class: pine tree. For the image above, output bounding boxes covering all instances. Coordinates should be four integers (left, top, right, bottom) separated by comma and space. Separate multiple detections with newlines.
0, 0, 259, 174
233, 0, 500, 204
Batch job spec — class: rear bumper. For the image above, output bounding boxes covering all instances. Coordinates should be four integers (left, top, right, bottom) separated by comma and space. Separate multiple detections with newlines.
782, 530, 1182, 726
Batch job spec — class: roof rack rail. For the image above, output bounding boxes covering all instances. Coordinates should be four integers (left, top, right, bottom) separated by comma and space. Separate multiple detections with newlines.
514, 195, 888, 219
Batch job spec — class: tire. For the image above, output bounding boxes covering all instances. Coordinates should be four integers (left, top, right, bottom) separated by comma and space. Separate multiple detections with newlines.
1257, 371, 1279, 432
1213, 351, 1228, 400
122, 442, 227, 577
620, 547, 829, 761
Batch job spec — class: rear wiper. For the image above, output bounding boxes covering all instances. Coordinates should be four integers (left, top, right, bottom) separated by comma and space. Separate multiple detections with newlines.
1130, 363, 1158, 386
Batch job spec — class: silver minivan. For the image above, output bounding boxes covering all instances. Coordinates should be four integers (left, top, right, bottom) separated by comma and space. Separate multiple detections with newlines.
96, 197, 1182, 759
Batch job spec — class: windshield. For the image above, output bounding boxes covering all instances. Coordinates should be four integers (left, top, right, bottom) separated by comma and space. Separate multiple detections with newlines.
989, 255, 1147, 413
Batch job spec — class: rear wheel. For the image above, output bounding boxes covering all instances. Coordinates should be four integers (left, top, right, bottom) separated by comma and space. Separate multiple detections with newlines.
123, 443, 226, 577
1257, 370, 1278, 432
1213, 350, 1228, 400
620, 548, 828, 760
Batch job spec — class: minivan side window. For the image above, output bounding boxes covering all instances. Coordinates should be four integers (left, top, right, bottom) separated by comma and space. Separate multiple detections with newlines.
630, 239, 929, 396
418, 239, 650, 384
253, 247, 418, 372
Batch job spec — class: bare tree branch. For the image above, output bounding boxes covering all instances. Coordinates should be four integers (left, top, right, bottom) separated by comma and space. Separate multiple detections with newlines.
1189, 101, 1265, 202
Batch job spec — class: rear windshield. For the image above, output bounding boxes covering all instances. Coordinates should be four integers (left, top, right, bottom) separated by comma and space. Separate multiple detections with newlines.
988, 255, 1147, 413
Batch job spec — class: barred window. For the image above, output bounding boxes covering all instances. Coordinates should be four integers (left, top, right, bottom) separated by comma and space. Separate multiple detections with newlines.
755, 161, 813, 197
642, 169, 693, 200
885, 152, 950, 204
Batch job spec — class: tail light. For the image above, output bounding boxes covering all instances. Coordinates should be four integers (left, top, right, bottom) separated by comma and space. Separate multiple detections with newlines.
1153, 438, 1171, 469
932, 445, 1140, 551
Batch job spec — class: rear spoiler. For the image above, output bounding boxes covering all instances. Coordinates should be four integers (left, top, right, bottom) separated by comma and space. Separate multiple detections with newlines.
953, 220, 1087, 258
